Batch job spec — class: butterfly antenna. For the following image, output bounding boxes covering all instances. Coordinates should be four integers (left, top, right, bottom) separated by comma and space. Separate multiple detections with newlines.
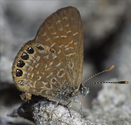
82, 65, 129, 86
86, 81, 129, 86
82, 65, 115, 85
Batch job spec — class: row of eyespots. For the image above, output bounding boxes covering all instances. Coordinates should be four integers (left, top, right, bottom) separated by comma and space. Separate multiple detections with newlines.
16, 47, 34, 77
16, 45, 54, 77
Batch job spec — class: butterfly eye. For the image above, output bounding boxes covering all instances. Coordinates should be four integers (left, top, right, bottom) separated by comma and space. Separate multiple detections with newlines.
36, 45, 44, 50
27, 47, 34, 54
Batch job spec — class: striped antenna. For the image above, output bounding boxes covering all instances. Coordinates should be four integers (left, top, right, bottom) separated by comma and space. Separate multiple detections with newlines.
82, 65, 129, 86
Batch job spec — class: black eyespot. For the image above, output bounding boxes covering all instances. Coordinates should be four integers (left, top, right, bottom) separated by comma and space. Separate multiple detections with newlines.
50, 49, 54, 53
16, 69, 23, 77
27, 47, 34, 54
17, 60, 25, 67
36, 45, 44, 50
21, 52, 29, 60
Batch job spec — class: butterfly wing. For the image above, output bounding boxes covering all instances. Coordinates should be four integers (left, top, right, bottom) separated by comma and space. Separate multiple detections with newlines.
12, 6, 83, 102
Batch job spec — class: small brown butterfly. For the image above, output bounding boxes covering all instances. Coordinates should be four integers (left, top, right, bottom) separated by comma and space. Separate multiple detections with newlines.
12, 6, 128, 107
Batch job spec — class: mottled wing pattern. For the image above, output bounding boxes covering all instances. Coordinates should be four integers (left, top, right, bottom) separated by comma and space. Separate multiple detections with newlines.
36, 6, 83, 88
12, 6, 83, 102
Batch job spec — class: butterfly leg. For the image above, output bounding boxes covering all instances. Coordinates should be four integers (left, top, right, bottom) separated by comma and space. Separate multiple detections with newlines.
55, 101, 59, 107
74, 100, 83, 115
54, 100, 72, 117
64, 99, 75, 117
67, 98, 85, 117
74, 100, 87, 117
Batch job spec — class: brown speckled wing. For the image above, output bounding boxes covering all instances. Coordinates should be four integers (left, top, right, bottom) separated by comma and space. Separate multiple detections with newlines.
12, 6, 83, 104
